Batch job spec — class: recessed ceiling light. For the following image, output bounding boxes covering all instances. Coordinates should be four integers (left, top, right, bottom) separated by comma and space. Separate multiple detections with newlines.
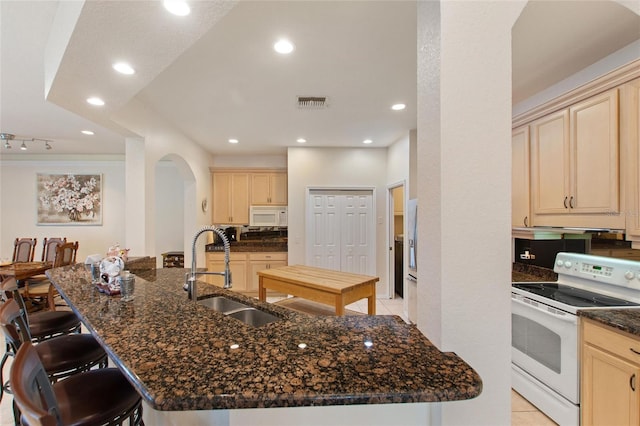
274, 39, 294, 54
296, 138, 306, 143
391, 103, 406, 111
113, 62, 135, 75
81, 130, 95, 135
163, 0, 190, 16
363, 139, 373, 144
86, 97, 105, 106
228, 139, 239, 144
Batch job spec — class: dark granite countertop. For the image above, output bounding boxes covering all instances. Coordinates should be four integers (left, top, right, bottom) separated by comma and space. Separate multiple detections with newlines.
512, 263, 558, 282
47, 265, 482, 411
579, 309, 640, 338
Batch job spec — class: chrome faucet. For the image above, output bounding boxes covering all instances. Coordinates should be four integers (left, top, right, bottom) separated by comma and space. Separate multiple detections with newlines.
184, 226, 232, 300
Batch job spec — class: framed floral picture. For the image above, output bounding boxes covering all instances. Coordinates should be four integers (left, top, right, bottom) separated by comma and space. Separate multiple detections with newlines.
37, 174, 102, 225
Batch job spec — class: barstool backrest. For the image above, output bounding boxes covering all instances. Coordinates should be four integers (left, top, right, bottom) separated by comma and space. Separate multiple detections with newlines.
1, 277, 31, 328
10, 341, 62, 426
0, 298, 32, 354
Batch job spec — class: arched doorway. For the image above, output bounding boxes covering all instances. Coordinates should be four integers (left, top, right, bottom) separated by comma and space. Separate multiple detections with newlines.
154, 154, 196, 268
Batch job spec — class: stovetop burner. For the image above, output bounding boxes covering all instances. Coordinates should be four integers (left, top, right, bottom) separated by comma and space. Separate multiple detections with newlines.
512, 282, 640, 308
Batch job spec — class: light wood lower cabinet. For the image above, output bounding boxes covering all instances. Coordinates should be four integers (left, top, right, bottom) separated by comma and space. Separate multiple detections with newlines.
205, 252, 287, 294
205, 252, 247, 291
247, 252, 287, 292
581, 318, 640, 426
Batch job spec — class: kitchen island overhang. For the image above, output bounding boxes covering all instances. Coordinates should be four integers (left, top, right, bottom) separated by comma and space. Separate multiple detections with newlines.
46, 265, 482, 412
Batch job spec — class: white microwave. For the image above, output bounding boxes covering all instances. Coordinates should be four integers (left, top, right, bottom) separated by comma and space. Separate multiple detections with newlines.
249, 206, 288, 227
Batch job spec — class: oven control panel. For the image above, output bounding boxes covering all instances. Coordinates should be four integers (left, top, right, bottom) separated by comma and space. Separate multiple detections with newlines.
554, 252, 640, 292
579, 262, 613, 278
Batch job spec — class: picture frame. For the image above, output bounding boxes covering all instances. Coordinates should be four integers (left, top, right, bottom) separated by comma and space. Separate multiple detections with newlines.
36, 173, 102, 225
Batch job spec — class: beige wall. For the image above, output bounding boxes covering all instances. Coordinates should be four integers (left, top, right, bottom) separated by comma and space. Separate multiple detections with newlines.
0, 158, 126, 262
287, 146, 390, 297
417, 1, 525, 424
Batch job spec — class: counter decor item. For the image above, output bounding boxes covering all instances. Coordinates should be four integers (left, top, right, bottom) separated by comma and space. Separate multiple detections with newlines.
97, 256, 125, 295
107, 243, 129, 261
118, 271, 135, 301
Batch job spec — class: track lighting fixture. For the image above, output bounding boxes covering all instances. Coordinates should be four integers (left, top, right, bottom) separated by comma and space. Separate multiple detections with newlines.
0, 132, 54, 151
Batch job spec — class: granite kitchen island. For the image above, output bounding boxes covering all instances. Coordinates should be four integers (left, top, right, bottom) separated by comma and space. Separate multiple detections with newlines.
47, 264, 482, 425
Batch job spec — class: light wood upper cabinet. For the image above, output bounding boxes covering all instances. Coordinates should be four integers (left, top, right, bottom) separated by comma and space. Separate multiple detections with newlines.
624, 79, 640, 241
512, 125, 530, 227
212, 173, 250, 225
531, 109, 570, 214
250, 173, 287, 205
570, 89, 619, 214
581, 319, 640, 426
530, 88, 621, 226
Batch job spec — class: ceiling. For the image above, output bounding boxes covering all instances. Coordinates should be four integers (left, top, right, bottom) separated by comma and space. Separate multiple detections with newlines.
1, 1, 638, 156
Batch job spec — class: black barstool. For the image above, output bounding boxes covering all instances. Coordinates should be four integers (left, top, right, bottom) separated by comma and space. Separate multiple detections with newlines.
1, 277, 81, 403
11, 341, 143, 426
1, 299, 108, 424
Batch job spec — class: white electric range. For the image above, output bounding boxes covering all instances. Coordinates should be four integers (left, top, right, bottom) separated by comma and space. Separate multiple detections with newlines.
512, 252, 640, 426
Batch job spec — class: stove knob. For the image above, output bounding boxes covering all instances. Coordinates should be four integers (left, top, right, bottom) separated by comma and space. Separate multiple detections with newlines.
625, 271, 635, 280
556, 260, 564, 267
564, 261, 572, 268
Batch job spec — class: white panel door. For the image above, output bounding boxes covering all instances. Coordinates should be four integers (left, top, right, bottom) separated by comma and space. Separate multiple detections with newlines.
307, 190, 374, 275
342, 194, 373, 274
308, 193, 341, 270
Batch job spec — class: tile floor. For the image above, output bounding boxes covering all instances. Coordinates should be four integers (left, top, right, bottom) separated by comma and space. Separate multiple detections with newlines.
0, 296, 556, 425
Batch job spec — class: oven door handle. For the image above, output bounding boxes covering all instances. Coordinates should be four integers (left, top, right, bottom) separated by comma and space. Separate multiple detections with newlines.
512, 296, 577, 324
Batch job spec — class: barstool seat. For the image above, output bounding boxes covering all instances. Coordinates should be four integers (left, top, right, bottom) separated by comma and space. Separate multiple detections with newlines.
12, 342, 143, 426
27, 310, 81, 341
51, 368, 142, 425
1, 276, 81, 342
34, 333, 107, 381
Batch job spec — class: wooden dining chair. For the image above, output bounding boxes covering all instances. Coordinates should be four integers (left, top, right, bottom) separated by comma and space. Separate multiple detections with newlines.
52, 241, 78, 268
24, 241, 79, 311
12, 238, 37, 263
41, 237, 66, 262
23, 237, 67, 286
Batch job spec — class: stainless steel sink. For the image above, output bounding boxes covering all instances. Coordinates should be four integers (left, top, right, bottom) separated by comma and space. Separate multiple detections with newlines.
198, 296, 281, 327
198, 296, 247, 313
227, 308, 281, 327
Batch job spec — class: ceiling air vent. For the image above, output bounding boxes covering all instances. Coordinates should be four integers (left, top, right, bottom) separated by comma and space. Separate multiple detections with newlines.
297, 96, 329, 109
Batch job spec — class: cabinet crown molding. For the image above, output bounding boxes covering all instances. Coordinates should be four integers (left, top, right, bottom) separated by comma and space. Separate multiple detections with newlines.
513, 59, 640, 128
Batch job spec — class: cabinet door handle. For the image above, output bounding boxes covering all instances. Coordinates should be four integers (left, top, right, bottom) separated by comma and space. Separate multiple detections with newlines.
630, 348, 640, 356
569, 196, 574, 209
564, 196, 568, 208
524, 216, 528, 227
631, 374, 636, 392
